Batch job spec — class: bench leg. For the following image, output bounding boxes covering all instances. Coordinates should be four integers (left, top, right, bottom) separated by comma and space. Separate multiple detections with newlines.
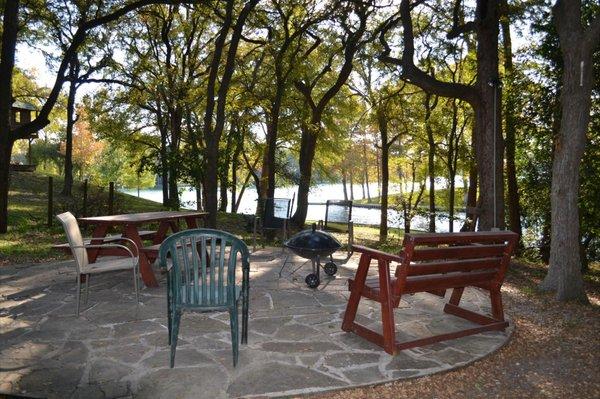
449, 287, 465, 306
490, 287, 505, 321
377, 258, 397, 355
342, 254, 371, 332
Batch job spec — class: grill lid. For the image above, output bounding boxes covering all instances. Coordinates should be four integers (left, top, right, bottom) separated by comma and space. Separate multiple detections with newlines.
284, 224, 342, 258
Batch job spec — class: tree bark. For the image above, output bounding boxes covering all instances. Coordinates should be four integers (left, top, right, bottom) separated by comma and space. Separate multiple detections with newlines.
291, 3, 369, 227
540, 0, 599, 302
362, 138, 371, 202
0, 0, 19, 234
501, 0, 522, 239
380, 0, 504, 231
167, 108, 182, 209
473, 1, 504, 230
61, 59, 80, 197
202, 0, 258, 228
378, 107, 390, 241
425, 91, 436, 232
0, 0, 206, 233
342, 168, 348, 201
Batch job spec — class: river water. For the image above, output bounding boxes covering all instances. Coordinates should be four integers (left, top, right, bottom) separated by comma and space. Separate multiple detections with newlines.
122, 182, 466, 232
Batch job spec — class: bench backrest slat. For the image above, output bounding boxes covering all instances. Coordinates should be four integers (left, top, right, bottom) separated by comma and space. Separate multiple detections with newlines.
406, 257, 503, 276
392, 231, 518, 296
411, 244, 506, 261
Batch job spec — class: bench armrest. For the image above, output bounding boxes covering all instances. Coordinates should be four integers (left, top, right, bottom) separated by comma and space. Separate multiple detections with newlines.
352, 245, 403, 263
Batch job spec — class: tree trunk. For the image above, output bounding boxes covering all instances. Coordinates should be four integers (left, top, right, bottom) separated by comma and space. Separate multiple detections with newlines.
376, 144, 381, 198
501, 0, 522, 239
202, 0, 258, 228
292, 123, 318, 227
157, 113, 169, 206
449, 176, 456, 232
540, 0, 598, 302
219, 131, 234, 212
473, 0, 504, 231
0, 140, 12, 234
231, 136, 242, 212
195, 184, 202, 211
463, 131, 478, 231
379, 0, 504, 231
167, 109, 182, 209
360, 175, 366, 199
342, 168, 348, 201
262, 84, 285, 200
349, 169, 354, 201
61, 61, 78, 197
378, 109, 390, 241
425, 91, 436, 232
0, 0, 19, 234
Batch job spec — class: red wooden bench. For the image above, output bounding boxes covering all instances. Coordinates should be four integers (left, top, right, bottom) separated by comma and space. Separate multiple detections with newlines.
341, 231, 519, 355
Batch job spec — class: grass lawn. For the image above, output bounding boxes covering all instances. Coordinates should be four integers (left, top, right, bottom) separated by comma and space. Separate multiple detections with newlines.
355, 187, 467, 211
1, 170, 409, 265
1, 171, 253, 265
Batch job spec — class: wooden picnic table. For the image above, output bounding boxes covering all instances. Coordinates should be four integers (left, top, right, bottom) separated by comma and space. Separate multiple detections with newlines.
78, 210, 209, 288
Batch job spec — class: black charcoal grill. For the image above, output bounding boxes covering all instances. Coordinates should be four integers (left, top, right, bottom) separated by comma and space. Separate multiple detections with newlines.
284, 224, 342, 288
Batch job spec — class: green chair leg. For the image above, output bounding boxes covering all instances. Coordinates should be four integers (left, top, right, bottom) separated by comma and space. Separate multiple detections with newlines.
242, 293, 249, 345
170, 310, 182, 368
167, 274, 172, 345
229, 307, 239, 367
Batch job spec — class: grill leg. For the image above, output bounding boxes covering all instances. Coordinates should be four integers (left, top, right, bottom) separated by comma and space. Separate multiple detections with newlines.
316, 255, 320, 281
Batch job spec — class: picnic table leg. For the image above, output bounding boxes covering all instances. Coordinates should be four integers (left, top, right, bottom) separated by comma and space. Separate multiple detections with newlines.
167, 220, 179, 233
124, 224, 159, 288
154, 221, 171, 244
184, 216, 198, 228
87, 224, 109, 263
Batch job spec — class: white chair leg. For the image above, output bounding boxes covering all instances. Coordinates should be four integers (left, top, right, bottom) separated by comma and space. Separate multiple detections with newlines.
76, 275, 82, 317
84, 274, 90, 305
133, 265, 140, 304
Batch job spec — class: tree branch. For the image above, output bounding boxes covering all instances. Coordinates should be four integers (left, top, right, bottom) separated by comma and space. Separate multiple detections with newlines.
12, 0, 203, 141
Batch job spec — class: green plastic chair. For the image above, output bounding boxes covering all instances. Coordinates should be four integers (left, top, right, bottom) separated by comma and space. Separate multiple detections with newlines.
159, 229, 250, 368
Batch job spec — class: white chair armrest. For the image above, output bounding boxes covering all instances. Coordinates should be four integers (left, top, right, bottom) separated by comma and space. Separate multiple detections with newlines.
72, 243, 137, 260
81, 237, 139, 257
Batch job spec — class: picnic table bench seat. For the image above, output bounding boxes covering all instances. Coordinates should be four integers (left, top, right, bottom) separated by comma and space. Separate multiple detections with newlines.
342, 231, 519, 355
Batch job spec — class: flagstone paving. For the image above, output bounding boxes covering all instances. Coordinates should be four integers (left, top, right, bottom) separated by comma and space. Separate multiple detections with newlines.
0, 247, 512, 398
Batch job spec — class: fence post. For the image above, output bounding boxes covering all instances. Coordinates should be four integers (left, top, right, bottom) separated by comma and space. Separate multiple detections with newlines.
82, 179, 88, 217
47, 176, 53, 227
108, 182, 115, 215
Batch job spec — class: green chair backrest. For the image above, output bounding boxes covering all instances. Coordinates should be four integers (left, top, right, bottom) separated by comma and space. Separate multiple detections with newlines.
159, 229, 250, 308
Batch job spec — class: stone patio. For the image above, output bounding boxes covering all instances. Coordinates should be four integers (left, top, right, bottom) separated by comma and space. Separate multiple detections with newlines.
0, 247, 513, 398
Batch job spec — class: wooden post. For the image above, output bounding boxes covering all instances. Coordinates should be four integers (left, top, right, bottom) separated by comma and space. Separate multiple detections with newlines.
82, 179, 88, 217
47, 176, 53, 227
108, 182, 115, 215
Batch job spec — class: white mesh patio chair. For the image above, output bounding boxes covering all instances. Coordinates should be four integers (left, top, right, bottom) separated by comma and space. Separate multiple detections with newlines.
56, 212, 140, 316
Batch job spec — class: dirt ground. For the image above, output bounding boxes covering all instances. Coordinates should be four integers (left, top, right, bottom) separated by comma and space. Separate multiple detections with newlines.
311, 261, 600, 399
